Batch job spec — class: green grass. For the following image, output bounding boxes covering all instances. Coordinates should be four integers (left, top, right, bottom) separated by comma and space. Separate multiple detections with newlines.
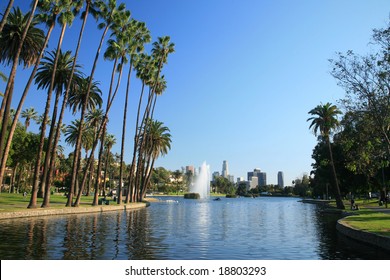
343, 211, 390, 237
336, 199, 390, 237
0, 193, 99, 212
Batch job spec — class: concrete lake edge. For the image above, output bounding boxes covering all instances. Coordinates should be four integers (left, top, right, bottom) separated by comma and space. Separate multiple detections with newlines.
0, 202, 149, 220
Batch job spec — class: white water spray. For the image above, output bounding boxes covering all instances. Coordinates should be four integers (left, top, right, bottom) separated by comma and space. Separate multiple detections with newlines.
190, 162, 210, 199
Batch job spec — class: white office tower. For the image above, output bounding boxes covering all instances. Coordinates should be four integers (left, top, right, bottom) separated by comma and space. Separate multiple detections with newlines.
222, 160, 229, 178
278, 171, 284, 188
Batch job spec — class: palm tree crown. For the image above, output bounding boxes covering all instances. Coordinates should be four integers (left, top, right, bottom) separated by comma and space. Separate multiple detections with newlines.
0, 7, 45, 68
21, 107, 38, 129
307, 102, 341, 138
35, 49, 81, 94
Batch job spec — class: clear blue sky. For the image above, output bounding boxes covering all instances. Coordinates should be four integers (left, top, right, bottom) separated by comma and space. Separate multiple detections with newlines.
2, 0, 390, 185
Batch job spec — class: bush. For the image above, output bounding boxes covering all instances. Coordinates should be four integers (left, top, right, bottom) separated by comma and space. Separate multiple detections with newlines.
184, 193, 200, 199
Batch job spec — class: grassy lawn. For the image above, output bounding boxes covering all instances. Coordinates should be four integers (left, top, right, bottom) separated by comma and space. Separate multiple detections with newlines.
339, 199, 390, 237
342, 211, 390, 237
0, 193, 98, 212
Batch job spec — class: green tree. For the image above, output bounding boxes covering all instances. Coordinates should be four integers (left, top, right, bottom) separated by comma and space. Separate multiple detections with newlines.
308, 103, 345, 209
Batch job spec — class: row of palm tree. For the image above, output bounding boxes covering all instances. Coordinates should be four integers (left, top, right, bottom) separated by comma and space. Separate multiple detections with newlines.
0, 0, 174, 208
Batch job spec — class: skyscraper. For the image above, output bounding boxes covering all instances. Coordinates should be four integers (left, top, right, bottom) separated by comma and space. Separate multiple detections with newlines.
278, 171, 284, 188
222, 160, 229, 178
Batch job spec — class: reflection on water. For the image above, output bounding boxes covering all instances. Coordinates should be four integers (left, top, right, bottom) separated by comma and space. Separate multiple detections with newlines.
0, 197, 389, 260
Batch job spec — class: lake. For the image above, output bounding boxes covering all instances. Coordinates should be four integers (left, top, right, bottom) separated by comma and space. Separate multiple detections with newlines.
0, 196, 389, 259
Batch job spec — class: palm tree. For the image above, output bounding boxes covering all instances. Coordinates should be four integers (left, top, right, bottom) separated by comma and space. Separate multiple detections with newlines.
68, 0, 126, 207
48, 0, 101, 205
138, 119, 171, 200
0, 5, 43, 171
120, 20, 151, 204
0, 0, 61, 191
21, 107, 38, 130
307, 102, 345, 209
29, 0, 75, 208
127, 54, 155, 202
132, 37, 174, 202
0, 4, 41, 123
67, 77, 103, 115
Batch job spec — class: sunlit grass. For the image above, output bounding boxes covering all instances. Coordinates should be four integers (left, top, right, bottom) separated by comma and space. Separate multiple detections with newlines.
343, 212, 390, 237
0, 193, 98, 211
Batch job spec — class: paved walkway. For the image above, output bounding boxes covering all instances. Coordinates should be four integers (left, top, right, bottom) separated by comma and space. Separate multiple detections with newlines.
363, 205, 390, 214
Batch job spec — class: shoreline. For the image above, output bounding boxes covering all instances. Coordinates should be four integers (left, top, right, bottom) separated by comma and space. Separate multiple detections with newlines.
0, 202, 149, 220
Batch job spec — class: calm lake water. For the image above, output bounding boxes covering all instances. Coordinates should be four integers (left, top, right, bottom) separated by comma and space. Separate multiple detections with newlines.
0, 196, 389, 260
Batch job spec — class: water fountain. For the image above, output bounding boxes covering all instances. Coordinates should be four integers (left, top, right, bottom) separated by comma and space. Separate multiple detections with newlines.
184, 161, 210, 199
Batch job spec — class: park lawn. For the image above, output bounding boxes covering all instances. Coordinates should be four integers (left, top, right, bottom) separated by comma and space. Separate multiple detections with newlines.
343, 211, 390, 237
0, 193, 96, 212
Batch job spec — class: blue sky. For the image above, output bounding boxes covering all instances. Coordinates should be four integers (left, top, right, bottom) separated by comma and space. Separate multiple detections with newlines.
2, 0, 390, 185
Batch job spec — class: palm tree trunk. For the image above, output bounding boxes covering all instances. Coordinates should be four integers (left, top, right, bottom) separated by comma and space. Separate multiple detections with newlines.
142, 158, 156, 200
127, 82, 146, 203
91, 59, 118, 206
0, 0, 14, 33
0, 17, 55, 196
41, 87, 62, 208
120, 62, 132, 203
327, 138, 345, 209
102, 146, 110, 197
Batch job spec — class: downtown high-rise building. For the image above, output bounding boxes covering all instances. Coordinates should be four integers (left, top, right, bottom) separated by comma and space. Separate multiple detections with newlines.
247, 168, 266, 187
278, 171, 284, 188
222, 160, 229, 178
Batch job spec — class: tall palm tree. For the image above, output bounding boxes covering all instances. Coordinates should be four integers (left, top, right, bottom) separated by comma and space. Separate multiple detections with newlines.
68, 0, 126, 207
0, 5, 43, 170
132, 37, 174, 202
121, 20, 151, 204
127, 53, 155, 202
308, 102, 345, 209
29, 0, 75, 208
21, 107, 38, 130
0, 0, 61, 191
49, 0, 101, 205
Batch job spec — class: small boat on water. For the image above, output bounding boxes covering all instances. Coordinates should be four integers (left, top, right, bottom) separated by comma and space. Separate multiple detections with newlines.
213, 197, 221, 201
